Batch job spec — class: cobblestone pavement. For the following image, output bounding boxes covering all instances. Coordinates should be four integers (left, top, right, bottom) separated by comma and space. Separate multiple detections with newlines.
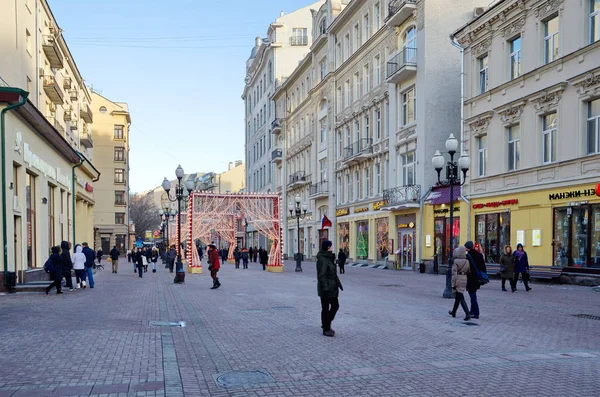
0, 259, 599, 397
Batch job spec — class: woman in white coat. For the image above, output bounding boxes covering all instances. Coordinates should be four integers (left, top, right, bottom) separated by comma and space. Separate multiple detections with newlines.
73, 244, 87, 289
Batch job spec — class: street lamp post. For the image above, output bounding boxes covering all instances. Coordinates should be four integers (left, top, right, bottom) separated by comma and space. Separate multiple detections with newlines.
288, 194, 308, 272
162, 165, 194, 279
432, 133, 470, 299
159, 207, 177, 264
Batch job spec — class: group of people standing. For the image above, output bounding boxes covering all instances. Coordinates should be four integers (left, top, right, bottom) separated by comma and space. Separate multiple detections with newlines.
45, 241, 98, 294
128, 246, 160, 278
232, 247, 268, 270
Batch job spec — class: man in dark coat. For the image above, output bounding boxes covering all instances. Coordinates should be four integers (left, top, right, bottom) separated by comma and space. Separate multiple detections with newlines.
337, 248, 347, 274
259, 247, 268, 271
253, 246, 258, 263
248, 247, 254, 263
81, 242, 95, 288
233, 247, 241, 269
60, 241, 74, 291
465, 241, 487, 319
166, 245, 176, 273
135, 247, 144, 278
110, 246, 120, 273
317, 240, 342, 337
45, 246, 64, 294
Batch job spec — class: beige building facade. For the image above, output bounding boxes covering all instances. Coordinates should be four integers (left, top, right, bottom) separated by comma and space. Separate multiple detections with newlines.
91, 92, 131, 254
454, 0, 600, 269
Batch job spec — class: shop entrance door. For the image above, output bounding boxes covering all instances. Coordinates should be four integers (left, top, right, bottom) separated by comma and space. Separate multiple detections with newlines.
101, 237, 110, 255
399, 231, 414, 269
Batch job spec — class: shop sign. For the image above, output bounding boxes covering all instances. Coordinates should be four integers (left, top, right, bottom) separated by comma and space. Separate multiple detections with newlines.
372, 201, 385, 211
336, 208, 349, 217
472, 199, 518, 209
548, 188, 598, 201
434, 206, 460, 215
76, 176, 94, 193
397, 222, 415, 229
354, 207, 369, 213
23, 143, 70, 190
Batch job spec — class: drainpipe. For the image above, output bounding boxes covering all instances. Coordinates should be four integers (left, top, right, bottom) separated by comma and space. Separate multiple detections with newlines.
72, 156, 85, 245
417, 186, 432, 264
1, 88, 29, 286
450, 34, 471, 239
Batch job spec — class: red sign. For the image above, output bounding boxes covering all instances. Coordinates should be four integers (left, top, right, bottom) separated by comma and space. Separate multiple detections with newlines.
472, 199, 518, 209
153, 230, 160, 238
85, 183, 93, 193
596, 183, 600, 197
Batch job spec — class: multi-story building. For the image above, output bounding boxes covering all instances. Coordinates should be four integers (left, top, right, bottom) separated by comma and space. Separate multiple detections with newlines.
454, 0, 600, 270
243, 2, 322, 249
196, 161, 245, 194
0, 0, 100, 287
91, 92, 131, 254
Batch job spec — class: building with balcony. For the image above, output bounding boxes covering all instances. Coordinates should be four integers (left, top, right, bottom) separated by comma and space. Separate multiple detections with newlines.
454, 0, 600, 271
242, 2, 322, 250
91, 92, 131, 254
0, 0, 100, 288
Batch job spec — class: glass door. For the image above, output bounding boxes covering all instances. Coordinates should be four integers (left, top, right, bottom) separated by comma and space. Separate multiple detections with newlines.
399, 231, 414, 269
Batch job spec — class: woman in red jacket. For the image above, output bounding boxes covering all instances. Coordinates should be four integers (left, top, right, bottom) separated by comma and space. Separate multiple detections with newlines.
207, 243, 221, 289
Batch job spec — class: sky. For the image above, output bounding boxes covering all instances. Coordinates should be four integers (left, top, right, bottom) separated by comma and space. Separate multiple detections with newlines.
50, 0, 315, 193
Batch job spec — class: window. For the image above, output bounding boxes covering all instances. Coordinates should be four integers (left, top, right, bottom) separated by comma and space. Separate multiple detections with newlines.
404, 27, 417, 62
268, 61, 273, 83
375, 163, 381, 195
26, 173, 36, 269
354, 24, 360, 49
336, 42, 342, 66
345, 174, 350, 202
402, 88, 416, 125
374, 55, 381, 85
115, 191, 126, 205
114, 125, 124, 140
337, 177, 342, 204
320, 58, 327, 80
355, 171, 360, 200
363, 14, 370, 41
364, 63, 370, 92
509, 36, 522, 79
48, 185, 55, 247
402, 152, 416, 186
320, 120, 327, 143
364, 115, 370, 140
544, 16, 559, 63
475, 212, 511, 264
479, 55, 489, 94
508, 125, 521, 171
114, 147, 125, 161
291, 28, 308, 45
354, 72, 360, 100
114, 168, 125, 184
542, 113, 557, 163
375, 109, 381, 139
337, 131, 342, 159
364, 168, 370, 197
115, 213, 125, 225
337, 86, 342, 111
590, 0, 600, 43
319, 18, 327, 35
374, 3, 381, 30
477, 135, 487, 177
319, 159, 327, 182
345, 33, 351, 60
344, 80, 350, 106
587, 98, 600, 154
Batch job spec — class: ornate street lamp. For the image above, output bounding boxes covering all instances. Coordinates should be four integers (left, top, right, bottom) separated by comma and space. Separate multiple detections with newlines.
162, 165, 194, 280
288, 194, 308, 272
432, 133, 470, 298
159, 207, 177, 264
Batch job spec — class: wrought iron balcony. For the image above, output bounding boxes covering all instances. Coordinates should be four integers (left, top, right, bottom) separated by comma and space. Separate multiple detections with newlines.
309, 182, 328, 199
42, 35, 64, 69
288, 171, 308, 187
344, 138, 373, 164
271, 118, 282, 134
81, 127, 93, 148
63, 77, 72, 90
290, 36, 308, 46
271, 148, 282, 164
386, 48, 417, 83
386, 0, 417, 27
383, 185, 421, 208
43, 75, 64, 104
80, 103, 93, 123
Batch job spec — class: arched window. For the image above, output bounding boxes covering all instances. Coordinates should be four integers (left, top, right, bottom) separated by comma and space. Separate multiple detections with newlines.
404, 27, 417, 62
319, 18, 327, 35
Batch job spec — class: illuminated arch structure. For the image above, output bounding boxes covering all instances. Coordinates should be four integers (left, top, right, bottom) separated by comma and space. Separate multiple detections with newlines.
185, 192, 283, 273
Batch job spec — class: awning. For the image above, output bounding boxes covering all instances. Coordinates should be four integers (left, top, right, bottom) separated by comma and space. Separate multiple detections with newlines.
426, 185, 462, 205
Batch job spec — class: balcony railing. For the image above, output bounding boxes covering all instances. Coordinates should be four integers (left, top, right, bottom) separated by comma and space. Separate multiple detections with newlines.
81, 129, 93, 148
290, 36, 308, 46
344, 138, 373, 159
386, 48, 417, 80
43, 75, 64, 104
271, 118, 282, 133
387, 0, 417, 26
383, 185, 421, 207
42, 35, 63, 69
80, 103, 93, 123
309, 182, 328, 197
288, 171, 307, 185
271, 148, 282, 162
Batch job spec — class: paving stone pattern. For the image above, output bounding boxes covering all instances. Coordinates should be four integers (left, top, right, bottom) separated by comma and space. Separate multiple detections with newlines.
0, 259, 599, 396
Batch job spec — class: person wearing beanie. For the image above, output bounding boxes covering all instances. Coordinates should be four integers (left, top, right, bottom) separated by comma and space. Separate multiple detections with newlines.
465, 240, 486, 319
316, 240, 343, 337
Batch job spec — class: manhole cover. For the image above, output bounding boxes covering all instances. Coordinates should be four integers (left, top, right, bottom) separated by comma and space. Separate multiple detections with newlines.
149, 321, 186, 327
214, 369, 274, 388
240, 309, 266, 313
379, 284, 403, 287
573, 314, 600, 321
271, 306, 294, 310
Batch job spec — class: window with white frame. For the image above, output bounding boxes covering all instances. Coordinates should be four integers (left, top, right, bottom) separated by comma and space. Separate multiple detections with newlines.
509, 36, 522, 80
375, 109, 381, 140
402, 152, 416, 186
590, 0, 600, 43
364, 168, 370, 197
320, 119, 327, 143
354, 120, 360, 142
375, 55, 381, 85
478, 55, 489, 94
344, 80, 350, 106
364, 14, 370, 41
374, 3, 381, 30
345, 174, 350, 202
544, 16, 559, 64
337, 177, 342, 204
320, 58, 327, 80
542, 113, 557, 163
355, 171, 360, 200
587, 98, 600, 154
477, 135, 487, 177
345, 33, 351, 60
354, 24, 360, 49
404, 27, 417, 62
353, 72, 360, 100
336, 42, 342, 66
402, 88, 416, 125
364, 63, 370, 92
319, 159, 327, 182
337, 86, 343, 111
508, 125, 521, 171
375, 163, 381, 194
337, 131, 342, 158
345, 126, 351, 147
384, 159, 389, 190
364, 114, 370, 140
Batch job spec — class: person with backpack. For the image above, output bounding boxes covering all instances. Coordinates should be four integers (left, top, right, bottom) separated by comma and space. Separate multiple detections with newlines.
60, 241, 74, 291
465, 241, 487, 319
73, 244, 87, 289
110, 246, 120, 274
81, 242, 96, 288
45, 246, 64, 294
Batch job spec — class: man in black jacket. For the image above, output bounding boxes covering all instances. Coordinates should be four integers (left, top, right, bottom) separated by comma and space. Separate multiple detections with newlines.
110, 246, 120, 273
81, 242, 96, 288
60, 241, 74, 291
465, 241, 486, 319
317, 240, 342, 337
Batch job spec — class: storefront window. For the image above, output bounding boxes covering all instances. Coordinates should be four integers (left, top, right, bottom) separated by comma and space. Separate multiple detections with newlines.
554, 208, 569, 267
553, 205, 600, 268
376, 218, 389, 261
592, 205, 600, 268
356, 221, 369, 260
26, 173, 36, 269
434, 217, 460, 264
572, 207, 589, 266
116, 234, 126, 253
475, 212, 511, 263
338, 222, 349, 256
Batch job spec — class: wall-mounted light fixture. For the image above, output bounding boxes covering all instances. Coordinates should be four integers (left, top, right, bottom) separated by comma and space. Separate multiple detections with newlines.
41, 197, 48, 204
8, 182, 13, 190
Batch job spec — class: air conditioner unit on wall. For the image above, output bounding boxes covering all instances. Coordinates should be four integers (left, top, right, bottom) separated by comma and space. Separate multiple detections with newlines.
473, 7, 486, 18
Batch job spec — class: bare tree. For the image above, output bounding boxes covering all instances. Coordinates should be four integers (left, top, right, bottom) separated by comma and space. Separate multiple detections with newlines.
129, 193, 159, 239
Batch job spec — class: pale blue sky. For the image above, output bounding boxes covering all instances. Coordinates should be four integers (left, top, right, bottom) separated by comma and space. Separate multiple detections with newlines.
51, 0, 313, 193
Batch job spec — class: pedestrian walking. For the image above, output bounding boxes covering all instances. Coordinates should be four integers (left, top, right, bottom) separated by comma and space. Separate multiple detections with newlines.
73, 244, 87, 289
151, 247, 159, 272
60, 241, 74, 291
499, 245, 516, 292
207, 243, 221, 289
259, 247, 268, 271
317, 241, 342, 337
110, 246, 120, 274
465, 241, 486, 319
253, 246, 258, 263
45, 246, 64, 294
248, 247, 253, 263
241, 247, 249, 269
513, 243, 532, 291
448, 246, 471, 321
166, 245, 176, 273
337, 248, 347, 274
127, 250, 132, 263
96, 248, 103, 268
132, 249, 137, 271
221, 248, 228, 265
144, 247, 152, 272
135, 247, 144, 278
198, 245, 204, 262
81, 242, 95, 288
233, 247, 241, 269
